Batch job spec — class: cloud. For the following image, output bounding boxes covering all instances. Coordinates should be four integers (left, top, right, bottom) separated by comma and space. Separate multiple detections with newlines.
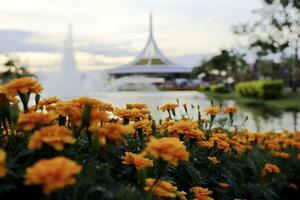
0, 30, 58, 53
77, 43, 136, 57
0, 0, 263, 73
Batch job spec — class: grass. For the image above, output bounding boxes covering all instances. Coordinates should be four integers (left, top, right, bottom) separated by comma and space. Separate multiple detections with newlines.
202, 91, 300, 112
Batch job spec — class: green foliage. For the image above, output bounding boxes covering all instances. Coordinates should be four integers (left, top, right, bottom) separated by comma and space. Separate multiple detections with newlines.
235, 80, 284, 99
209, 85, 229, 93
234, 0, 300, 59
198, 85, 210, 92
192, 50, 248, 79
0, 59, 35, 84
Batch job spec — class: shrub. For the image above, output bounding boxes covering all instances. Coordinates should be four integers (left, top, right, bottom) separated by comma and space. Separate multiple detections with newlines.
198, 85, 210, 92
209, 84, 229, 93
235, 80, 283, 99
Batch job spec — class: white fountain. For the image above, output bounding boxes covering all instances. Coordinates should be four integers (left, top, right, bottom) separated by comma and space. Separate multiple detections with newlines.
42, 23, 83, 99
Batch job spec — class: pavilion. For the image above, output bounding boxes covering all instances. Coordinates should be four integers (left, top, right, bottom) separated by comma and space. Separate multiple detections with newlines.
107, 14, 191, 79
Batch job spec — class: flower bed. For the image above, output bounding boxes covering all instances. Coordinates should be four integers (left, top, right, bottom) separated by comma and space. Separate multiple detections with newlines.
0, 78, 299, 200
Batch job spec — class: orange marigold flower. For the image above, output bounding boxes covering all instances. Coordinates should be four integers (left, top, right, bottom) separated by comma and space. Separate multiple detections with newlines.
113, 108, 149, 120
0, 87, 19, 103
223, 106, 238, 114
54, 101, 81, 117
218, 183, 229, 189
17, 111, 58, 130
207, 156, 220, 165
156, 119, 175, 132
89, 123, 128, 146
160, 103, 178, 112
204, 106, 220, 116
271, 151, 290, 159
38, 96, 60, 107
28, 125, 76, 151
168, 120, 204, 140
2, 77, 43, 100
261, 163, 280, 176
190, 186, 213, 200
54, 101, 109, 127
121, 152, 153, 170
24, 157, 82, 194
133, 119, 151, 130
199, 141, 214, 149
264, 163, 281, 173
0, 149, 7, 178
72, 96, 100, 107
144, 178, 177, 198
72, 96, 111, 110
88, 109, 109, 126
126, 103, 147, 109
144, 137, 189, 166
288, 183, 298, 190
215, 140, 230, 152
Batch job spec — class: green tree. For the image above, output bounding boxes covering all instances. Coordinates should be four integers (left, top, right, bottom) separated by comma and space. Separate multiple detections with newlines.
192, 50, 248, 82
234, 0, 300, 91
0, 58, 35, 84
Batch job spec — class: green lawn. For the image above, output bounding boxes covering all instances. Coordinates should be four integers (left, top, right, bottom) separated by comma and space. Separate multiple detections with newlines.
203, 91, 300, 112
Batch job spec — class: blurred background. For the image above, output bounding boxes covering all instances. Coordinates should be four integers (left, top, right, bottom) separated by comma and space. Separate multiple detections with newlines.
1, 0, 300, 131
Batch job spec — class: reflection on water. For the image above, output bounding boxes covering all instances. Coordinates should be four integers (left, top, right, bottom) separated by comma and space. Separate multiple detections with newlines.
53, 91, 299, 131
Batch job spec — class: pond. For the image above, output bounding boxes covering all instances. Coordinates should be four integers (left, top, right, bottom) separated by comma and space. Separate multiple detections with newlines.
59, 91, 299, 132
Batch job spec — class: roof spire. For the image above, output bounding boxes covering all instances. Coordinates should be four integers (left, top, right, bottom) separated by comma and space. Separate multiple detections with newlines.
149, 13, 153, 38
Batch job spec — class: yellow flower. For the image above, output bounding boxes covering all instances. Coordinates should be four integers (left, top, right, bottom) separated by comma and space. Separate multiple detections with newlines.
121, 152, 153, 170
204, 106, 220, 115
207, 156, 220, 165
24, 156, 82, 194
17, 111, 58, 130
28, 125, 76, 151
144, 137, 189, 166
190, 186, 214, 200
177, 190, 187, 200
126, 103, 147, 109
218, 183, 229, 189
223, 106, 238, 114
2, 77, 43, 100
160, 103, 178, 112
0, 149, 7, 178
88, 123, 127, 146
261, 163, 280, 176
168, 120, 204, 139
144, 178, 177, 198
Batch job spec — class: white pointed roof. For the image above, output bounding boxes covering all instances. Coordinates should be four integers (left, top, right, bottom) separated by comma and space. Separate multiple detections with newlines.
108, 14, 191, 75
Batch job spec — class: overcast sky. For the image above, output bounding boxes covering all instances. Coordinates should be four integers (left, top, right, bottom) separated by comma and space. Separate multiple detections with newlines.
0, 0, 262, 71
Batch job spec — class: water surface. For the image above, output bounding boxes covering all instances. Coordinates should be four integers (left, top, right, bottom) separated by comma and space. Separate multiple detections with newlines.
59, 91, 299, 132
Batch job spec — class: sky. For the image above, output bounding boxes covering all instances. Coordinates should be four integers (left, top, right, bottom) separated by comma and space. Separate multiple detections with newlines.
0, 0, 262, 72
